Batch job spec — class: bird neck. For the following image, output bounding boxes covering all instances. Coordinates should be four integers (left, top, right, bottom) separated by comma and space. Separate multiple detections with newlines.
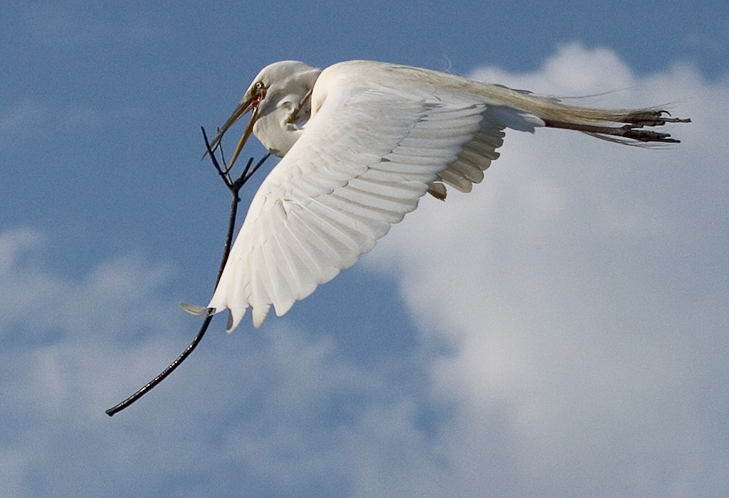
253, 104, 304, 157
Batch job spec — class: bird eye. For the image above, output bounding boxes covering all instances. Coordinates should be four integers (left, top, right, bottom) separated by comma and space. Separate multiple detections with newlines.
255, 81, 265, 92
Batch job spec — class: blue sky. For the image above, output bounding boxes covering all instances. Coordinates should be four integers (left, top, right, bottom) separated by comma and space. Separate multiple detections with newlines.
2, 1, 728, 497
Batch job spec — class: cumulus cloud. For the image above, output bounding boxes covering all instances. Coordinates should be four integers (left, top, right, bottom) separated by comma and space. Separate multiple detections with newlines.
0, 227, 443, 497
366, 43, 729, 497
1, 45, 728, 497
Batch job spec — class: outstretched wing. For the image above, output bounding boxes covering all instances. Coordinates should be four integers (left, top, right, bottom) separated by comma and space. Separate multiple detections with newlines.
208, 65, 540, 330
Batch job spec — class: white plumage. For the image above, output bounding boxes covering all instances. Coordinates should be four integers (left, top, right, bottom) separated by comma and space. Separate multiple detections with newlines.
203, 60, 688, 331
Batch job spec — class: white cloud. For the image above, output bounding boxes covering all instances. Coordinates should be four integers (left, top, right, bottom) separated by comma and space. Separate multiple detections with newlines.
365, 43, 729, 497
0, 101, 46, 139
22, 4, 172, 45
0, 227, 444, 497
0, 100, 102, 147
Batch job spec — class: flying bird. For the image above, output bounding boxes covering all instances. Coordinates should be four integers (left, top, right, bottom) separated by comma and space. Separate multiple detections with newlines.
203, 60, 689, 332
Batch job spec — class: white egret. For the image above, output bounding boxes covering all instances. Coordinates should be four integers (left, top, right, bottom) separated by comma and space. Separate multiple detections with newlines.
204, 60, 689, 332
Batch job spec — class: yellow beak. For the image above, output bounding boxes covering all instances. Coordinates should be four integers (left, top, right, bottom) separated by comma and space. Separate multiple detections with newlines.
207, 93, 259, 168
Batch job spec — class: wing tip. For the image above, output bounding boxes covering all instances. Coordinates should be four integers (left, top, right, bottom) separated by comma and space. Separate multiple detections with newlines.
252, 304, 271, 329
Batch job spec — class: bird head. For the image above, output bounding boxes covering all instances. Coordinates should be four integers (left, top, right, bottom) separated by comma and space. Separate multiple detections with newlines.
208, 61, 321, 166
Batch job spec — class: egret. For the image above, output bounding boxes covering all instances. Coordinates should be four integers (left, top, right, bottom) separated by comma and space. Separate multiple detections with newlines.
204, 60, 689, 332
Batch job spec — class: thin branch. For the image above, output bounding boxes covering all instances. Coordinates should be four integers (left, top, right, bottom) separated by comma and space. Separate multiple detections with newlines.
105, 315, 213, 416
105, 127, 270, 416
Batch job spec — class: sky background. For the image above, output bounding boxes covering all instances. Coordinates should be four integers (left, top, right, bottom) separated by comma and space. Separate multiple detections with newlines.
2, 1, 728, 497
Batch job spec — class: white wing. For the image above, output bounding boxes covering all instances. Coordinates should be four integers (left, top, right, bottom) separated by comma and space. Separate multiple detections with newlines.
208, 63, 542, 331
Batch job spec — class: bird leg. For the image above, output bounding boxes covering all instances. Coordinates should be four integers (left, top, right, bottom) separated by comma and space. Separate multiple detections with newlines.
543, 110, 691, 145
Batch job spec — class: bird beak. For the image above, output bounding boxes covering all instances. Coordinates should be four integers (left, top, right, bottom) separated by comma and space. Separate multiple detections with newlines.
206, 92, 259, 168
227, 103, 258, 168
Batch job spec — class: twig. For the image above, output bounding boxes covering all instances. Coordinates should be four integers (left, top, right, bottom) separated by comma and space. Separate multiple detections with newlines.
104, 128, 269, 416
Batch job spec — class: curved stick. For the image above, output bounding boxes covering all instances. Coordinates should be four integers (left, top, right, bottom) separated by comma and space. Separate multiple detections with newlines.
105, 128, 269, 416
105, 315, 213, 416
